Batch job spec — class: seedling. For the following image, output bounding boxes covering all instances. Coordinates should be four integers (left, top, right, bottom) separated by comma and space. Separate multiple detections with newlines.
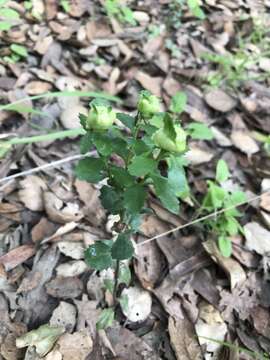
201, 159, 246, 257
167, 0, 205, 30
3, 44, 28, 64
0, 0, 20, 31
75, 91, 192, 327
103, 0, 136, 26
60, 0, 70, 12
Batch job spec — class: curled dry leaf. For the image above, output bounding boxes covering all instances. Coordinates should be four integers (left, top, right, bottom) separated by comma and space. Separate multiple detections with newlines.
135, 71, 162, 97
244, 222, 270, 255
168, 316, 203, 360
44, 191, 83, 224
120, 286, 152, 323
50, 301, 77, 333
19, 175, 47, 211
195, 301, 227, 360
203, 240, 246, 290
0, 244, 35, 271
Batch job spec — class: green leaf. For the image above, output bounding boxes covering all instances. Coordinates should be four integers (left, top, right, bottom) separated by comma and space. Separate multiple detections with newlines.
79, 133, 93, 154
0, 0, 9, 6
75, 157, 106, 183
103, 278, 114, 293
123, 184, 147, 215
92, 132, 113, 156
85, 242, 113, 270
169, 92, 187, 114
163, 113, 176, 141
128, 155, 156, 177
116, 113, 135, 130
119, 294, 129, 313
110, 166, 134, 188
100, 186, 123, 215
0, 7, 19, 19
96, 308, 114, 330
225, 216, 240, 236
132, 139, 152, 155
151, 173, 179, 214
203, 181, 226, 210
186, 122, 213, 140
10, 44, 28, 57
218, 236, 232, 258
224, 191, 246, 217
216, 159, 230, 183
167, 155, 189, 198
111, 233, 134, 260
0, 21, 11, 31
118, 263, 131, 286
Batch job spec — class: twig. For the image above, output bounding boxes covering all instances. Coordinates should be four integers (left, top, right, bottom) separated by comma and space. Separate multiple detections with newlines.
137, 189, 270, 247
0, 151, 95, 185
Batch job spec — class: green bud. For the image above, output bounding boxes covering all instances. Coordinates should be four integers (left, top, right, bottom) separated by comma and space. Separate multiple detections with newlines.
86, 105, 116, 130
152, 125, 186, 153
137, 91, 161, 118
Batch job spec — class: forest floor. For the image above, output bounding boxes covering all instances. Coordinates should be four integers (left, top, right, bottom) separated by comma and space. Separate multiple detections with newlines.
0, 0, 270, 359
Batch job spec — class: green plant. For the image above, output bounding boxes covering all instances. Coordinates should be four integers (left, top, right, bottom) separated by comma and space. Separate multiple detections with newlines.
0, 0, 20, 31
167, 0, 205, 30
60, 0, 70, 12
201, 159, 246, 257
75, 91, 192, 327
104, 0, 136, 26
252, 131, 270, 155
3, 44, 28, 64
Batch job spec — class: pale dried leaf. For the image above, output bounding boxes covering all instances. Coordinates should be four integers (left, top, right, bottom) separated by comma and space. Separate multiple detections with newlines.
121, 287, 152, 322
57, 242, 84, 260
19, 175, 47, 211
50, 301, 77, 333
56, 260, 88, 277
205, 89, 236, 112
244, 222, 270, 255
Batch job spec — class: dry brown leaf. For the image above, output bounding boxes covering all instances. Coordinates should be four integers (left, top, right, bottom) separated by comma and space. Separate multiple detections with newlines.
60, 104, 87, 129
185, 143, 214, 165
25, 81, 52, 95
168, 316, 203, 360
46, 276, 83, 299
56, 260, 88, 277
44, 191, 83, 224
55, 331, 93, 360
49, 301, 77, 333
244, 222, 270, 255
31, 217, 56, 243
203, 240, 246, 289
195, 302, 227, 360
205, 89, 236, 112
0, 245, 35, 271
19, 175, 47, 211
135, 71, 162, 97
57, 241, 84, 260
231, 130, 259, 156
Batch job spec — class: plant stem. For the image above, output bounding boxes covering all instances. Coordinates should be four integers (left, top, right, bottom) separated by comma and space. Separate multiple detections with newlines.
113, 260, 120, 304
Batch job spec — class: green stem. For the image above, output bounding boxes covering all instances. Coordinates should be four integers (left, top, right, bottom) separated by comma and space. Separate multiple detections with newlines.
7, 128, 86, 146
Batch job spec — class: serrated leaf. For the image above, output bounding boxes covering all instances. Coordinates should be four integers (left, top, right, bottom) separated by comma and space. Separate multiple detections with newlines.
75, 157, 106, 183
96, 308, 114, 330
169, 92, 187, 114
110, 166, 134, 188
79, 133, 93, 154
118, 263, 131, 286
111, 233, 134, 260
132, 139, 152, 155
116, 112, 135, 129
216, 159, 230, 183
186, 122, 213, 140
100, 185, 123, 214
128, 155, 156, 177
92, 132, 113, 156
10, 44, 27, 57
85, 242, 113, 270
151, 174, 179, 214
218, 236, 232, 258
123, 184, 146, 215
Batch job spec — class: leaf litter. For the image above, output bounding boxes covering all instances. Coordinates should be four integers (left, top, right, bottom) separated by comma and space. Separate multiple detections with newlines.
0, 0, 270, 359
